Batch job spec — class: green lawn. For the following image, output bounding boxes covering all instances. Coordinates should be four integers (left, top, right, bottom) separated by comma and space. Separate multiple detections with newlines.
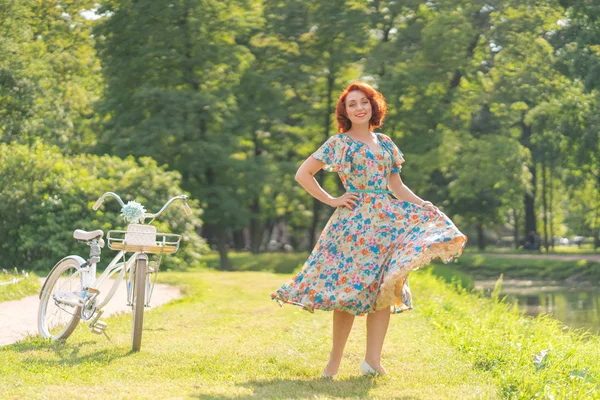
0, 272, 39, 303
0, 269, 497, 399
1, 267, 598, 399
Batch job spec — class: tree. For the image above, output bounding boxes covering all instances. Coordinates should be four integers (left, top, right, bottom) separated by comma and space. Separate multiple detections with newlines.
0, 0, 102, 151
94, 0, 257, 268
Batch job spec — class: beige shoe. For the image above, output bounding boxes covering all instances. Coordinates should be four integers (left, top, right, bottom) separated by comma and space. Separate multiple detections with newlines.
321, 371, 337, 379
360, 360, 385, 376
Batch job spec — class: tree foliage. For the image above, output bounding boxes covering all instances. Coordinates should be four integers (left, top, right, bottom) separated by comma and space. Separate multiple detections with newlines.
0, 141, 206, 271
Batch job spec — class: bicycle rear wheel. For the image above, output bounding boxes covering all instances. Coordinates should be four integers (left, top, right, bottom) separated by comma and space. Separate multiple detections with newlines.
38, 257, 83, 341
131, 254, 148, 352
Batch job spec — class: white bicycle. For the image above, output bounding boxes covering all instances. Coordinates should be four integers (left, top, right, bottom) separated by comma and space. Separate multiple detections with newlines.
38, 192, 192, 352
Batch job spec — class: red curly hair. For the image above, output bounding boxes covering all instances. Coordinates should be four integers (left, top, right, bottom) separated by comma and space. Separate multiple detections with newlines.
335, 82, 388, 133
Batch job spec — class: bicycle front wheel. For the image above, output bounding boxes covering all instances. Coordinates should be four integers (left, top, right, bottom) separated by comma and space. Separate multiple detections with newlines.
38, 257, 83, 341
131, 254, 148, 352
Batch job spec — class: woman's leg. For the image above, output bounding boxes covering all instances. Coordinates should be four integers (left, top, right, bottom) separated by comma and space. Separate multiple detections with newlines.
365, 306, 391, 373
324, 309, 355, 375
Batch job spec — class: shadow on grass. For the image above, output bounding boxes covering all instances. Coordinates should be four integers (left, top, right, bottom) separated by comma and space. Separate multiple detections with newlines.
4, 335, 131, 367
193, 376, 421, 399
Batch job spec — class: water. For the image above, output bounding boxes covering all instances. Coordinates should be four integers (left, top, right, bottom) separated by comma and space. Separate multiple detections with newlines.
473, 278, 600, 335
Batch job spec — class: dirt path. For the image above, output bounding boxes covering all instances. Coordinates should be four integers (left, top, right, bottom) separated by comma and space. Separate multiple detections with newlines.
0, 278, 182, 346
481, 252, 600, 262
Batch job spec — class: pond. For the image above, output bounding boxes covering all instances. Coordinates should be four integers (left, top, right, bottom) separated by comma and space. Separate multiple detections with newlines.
473, 278, 600, 335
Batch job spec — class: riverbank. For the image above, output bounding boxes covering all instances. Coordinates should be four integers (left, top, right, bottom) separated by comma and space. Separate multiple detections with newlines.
412, 271, 600, 398
452, 252, 600, 284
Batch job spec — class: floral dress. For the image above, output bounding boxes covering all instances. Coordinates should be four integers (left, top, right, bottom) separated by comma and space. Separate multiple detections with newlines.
271, 132, 468, 316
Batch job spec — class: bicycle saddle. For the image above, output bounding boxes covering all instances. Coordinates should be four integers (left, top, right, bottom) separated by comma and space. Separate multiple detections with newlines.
73, 229, 104, 241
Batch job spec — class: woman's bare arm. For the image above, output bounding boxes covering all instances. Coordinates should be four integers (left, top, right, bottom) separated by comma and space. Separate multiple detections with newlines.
387, 173, 425, 205
295, 156, 359, 209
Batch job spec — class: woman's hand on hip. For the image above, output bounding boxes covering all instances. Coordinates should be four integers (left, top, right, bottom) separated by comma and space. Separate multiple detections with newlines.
420, 200, 440, 214
327, 192, 360, 210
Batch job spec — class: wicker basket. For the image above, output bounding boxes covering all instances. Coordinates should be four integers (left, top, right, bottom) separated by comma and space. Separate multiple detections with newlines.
107, 224, 181, 254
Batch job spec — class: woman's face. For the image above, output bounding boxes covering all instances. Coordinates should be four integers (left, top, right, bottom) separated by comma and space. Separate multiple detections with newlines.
345, 90, 372, 127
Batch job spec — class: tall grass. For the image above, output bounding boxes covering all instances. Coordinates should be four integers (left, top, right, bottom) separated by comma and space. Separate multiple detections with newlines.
414, 270, 600, 399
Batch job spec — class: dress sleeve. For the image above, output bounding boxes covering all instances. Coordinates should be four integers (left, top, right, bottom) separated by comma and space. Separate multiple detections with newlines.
380, 133, 405, 173
311, 135, 352, 174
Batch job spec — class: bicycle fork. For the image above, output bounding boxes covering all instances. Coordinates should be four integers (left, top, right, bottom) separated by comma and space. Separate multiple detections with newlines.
126, 254, 158, 308
127, 253, 147, 306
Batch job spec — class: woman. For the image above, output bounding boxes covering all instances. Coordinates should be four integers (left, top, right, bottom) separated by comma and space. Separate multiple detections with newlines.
270, 81, 468, 378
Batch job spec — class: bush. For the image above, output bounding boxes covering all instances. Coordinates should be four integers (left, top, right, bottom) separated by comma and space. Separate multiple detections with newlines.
0, 141, 208, 272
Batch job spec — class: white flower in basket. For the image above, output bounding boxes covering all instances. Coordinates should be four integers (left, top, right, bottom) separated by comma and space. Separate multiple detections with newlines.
120, 201, 146, 224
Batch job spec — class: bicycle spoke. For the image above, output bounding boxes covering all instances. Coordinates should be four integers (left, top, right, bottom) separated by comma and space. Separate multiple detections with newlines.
41, 264, 81, 338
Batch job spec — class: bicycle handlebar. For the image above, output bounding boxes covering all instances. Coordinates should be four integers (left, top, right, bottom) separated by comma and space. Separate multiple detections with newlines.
92, 192, 192, 220
144, 195, 192, 219
92, 192, 125, 210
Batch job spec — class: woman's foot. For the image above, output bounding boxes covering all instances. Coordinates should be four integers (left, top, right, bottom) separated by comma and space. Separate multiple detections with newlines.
360, 360, 386, 376
322, 358, 340, 378
321, 371, 336, 379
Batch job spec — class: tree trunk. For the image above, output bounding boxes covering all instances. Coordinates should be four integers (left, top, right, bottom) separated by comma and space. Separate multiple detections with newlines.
512, 208, 520, 249
520, 117, 537, 238
542, 159, 549, 252
310, 72, 336, 249
250, 197, 263, 254
232, 228, 245, 250
262, 217, 276, 251
476, 222, 485, 250
595, 172, 600, 249
216, 228, 232, 270
549, 158, 554, 251
201, 223, 215, 249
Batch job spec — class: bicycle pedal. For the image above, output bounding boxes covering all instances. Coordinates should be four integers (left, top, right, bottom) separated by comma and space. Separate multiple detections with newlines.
89, 320, 107, 334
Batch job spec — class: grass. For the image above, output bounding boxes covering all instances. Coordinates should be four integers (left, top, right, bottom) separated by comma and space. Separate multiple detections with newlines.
2, 262, 599, 398
413, 273, 600, 399
197, 248, 600, 285
0, 271, 40, 303
471, 245, 600, 255
198, 250, 307, 274
0, 269, 497, 399
451, 253, 600, 282
199, 250, 476, 290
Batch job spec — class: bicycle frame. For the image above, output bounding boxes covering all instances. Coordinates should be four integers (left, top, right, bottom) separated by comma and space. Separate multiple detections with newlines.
50, 250, 140, 316
91, 250, 139, 310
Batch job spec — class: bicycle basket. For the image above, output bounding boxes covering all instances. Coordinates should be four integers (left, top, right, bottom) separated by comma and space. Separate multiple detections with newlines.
107, 224, 181, 254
